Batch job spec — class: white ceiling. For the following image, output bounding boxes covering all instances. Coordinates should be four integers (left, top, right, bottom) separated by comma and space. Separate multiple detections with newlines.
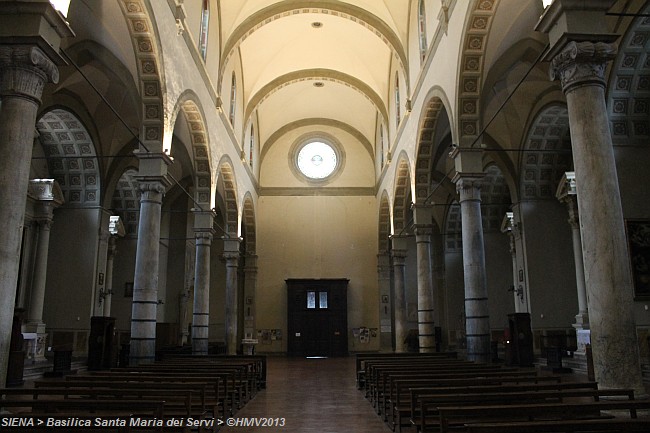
218, 1, 411, 158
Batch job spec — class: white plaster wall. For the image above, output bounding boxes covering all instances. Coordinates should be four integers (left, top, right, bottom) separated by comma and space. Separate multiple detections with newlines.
260, 126, 374, 188
256, 195, 378, 352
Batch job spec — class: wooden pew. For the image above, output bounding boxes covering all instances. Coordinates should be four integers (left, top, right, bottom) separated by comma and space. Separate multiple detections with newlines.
355, 352, 458, 389
420, 400, 650, 433
65, 373, 229, 417
376, 369, 541, 419
403, 380, 599, 431
465, 418, 650, 433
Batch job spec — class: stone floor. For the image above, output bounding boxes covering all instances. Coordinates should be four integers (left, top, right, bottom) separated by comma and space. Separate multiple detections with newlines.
220, 356, 392, 433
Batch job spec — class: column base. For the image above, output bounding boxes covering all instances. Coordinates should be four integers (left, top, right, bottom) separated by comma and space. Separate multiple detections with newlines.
20, 329, 48, 363
574, 328, 591, 356
572, 312, 590, 331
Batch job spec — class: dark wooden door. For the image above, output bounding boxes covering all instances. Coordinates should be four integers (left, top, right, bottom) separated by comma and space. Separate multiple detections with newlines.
287, 279, 348, 357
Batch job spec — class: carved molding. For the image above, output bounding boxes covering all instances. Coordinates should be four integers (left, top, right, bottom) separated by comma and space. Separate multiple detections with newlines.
550, 41, 617, 92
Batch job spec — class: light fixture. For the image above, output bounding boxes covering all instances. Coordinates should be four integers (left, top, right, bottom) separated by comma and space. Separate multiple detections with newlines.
313, 82, 324, 88
311, 22, 323, 28
542, 0, 553, 8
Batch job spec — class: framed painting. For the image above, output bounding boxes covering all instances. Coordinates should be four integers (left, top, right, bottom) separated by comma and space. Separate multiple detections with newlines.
625, 219, 650, 299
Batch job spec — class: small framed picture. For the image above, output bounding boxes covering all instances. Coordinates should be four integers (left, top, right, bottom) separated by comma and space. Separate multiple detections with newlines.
381, 295, 389, 304
124, 282, 134, 297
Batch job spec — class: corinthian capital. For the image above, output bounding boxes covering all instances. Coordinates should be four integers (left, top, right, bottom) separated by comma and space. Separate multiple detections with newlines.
455, 176, 483, 203
0, 46, 59, 102
550, 41, 617, 93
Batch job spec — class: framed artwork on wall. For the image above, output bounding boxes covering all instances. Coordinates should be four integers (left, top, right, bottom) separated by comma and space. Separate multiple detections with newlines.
625, 219, 650, 299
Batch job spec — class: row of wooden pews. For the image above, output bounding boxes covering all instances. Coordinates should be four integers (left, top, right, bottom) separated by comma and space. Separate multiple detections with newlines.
357, 353, 650, 433
0, 355, 266, 432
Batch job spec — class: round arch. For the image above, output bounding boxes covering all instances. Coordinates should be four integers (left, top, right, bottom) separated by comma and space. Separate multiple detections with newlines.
392, 152, 413, 234
456, 0, 501, 146
414, 87, 454, 204
217, 157, 239, 236
172, 91, 214, 208
378, 190, 392, 254
241, 192, 257, 254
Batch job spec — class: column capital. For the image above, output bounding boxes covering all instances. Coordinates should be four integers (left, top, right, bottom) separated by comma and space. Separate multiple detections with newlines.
109, 215, 126, 237
0, 45, 58, 102
549, 41, 617, 93
454, 176, 484, 203
194, 230, 214, 245
223, 250, 240, 264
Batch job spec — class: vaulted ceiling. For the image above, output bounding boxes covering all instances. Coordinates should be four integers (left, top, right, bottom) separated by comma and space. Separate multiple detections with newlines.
217, 0, 411, 160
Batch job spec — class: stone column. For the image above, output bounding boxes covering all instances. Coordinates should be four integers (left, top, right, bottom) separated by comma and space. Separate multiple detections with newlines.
377, 252, 393, 352
0, 49, 59, 381
537, 0, 645, 394
223, 237, 241, 355
556, 173, 589, 342
391, 236, 408, 353
242, 254, 258, 340
191, 210, 214, 355
413, 204, 436, 353
192, 232, 213, 355
129, 152, 172, 365
450, 148, 490, 363
103, 216, 125, 317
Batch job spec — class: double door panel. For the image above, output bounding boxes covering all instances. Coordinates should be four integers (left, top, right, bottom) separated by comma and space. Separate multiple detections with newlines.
287, 279, 348, 357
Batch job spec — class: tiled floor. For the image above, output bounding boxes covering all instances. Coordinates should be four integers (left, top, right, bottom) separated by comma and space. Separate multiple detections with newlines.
220, 356, 392, 432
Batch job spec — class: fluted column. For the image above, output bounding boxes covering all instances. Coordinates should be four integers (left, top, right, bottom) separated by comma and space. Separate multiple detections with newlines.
0, 43, 62, 385
538, 1, 644, 394
391, 235, 408, 353
377, 252, 392, 352
129, 150, 172, 365
223, 237, 241, 355
413, 204, 435, 353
